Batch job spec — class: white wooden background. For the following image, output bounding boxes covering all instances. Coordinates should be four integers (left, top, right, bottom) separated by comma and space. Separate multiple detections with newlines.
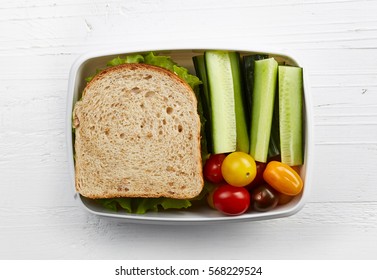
1, 0, 377, 260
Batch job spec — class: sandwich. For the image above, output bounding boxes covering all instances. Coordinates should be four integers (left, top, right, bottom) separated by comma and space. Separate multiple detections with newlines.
72, 53, 205, 211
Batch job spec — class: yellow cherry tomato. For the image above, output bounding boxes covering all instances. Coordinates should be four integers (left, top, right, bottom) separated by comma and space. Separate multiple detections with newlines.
263, 161, 303, 195
221, 152, 257, 187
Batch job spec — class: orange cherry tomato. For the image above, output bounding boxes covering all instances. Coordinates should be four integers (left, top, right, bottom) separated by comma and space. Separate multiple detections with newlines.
263, 161, 303, 196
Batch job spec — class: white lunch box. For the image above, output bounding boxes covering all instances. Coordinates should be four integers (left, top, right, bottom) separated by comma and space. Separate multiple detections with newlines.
66, 45, 313, 225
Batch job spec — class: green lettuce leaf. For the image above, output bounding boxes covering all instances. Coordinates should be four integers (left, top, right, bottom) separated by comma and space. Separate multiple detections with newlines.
107, 54, 145, 66
85, 68, 102, 83
115, 198, 133, 213
98, 198, 133, 212
107, 56, 126, 66
97, 197, 192, 214
160, 199, 192, 211
85, 52, 201, 90
98, 199, 118, 212
143, 52, 201, 89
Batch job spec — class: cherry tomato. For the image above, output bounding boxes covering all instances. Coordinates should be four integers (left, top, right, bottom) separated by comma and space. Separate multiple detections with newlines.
213, 184, 250, 215
206, 189, 216, 209
263, 161, 303, 195
221, 152, 257, 187
203, 154, 226, 183
277, 193, 294, 205
245, 161, 267, 190
291, 165, 301, 174
250, 184, 279, 212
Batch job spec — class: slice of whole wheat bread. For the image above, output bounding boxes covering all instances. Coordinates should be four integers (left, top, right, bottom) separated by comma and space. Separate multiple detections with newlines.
73, 63, 203, 199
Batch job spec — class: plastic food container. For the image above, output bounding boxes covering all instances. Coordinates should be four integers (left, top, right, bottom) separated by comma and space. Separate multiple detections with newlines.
66, 46, 313, 225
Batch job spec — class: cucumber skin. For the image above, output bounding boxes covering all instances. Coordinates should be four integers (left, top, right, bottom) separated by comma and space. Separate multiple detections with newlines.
278, 66, 303, 166
229, 52, 249, 153
193, 56, 211, 115
268, 91, 281, 158
249, 58, 278, 163
205, 51, 237, 154
193, 55, 212, 153
242, 54, 269, 121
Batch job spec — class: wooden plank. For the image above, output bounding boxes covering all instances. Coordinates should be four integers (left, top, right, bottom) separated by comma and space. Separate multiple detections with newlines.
1, 0, 377, 260
0, 202, 376, 259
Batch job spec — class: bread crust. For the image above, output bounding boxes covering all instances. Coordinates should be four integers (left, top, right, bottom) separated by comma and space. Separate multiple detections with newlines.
73, 63, 203, 199
83, 63, 194, 98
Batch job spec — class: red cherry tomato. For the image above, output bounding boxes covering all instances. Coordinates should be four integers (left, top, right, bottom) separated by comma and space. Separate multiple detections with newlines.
246, 161, 267, 190
213, 184, 250, 216
203, 154, 226, 183
250, 184, 279, 212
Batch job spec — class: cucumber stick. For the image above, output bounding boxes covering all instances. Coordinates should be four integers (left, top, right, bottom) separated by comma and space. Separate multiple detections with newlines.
242, 54, 269, 118
278, 66, 303, 166
249, 58, 278, 162
205, 51, 249, 154
229, 52, 249, 153
193, 56, 210, 115
242, 54, 280, 158
268, 95, 281, 158
193, 55, 212, 153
